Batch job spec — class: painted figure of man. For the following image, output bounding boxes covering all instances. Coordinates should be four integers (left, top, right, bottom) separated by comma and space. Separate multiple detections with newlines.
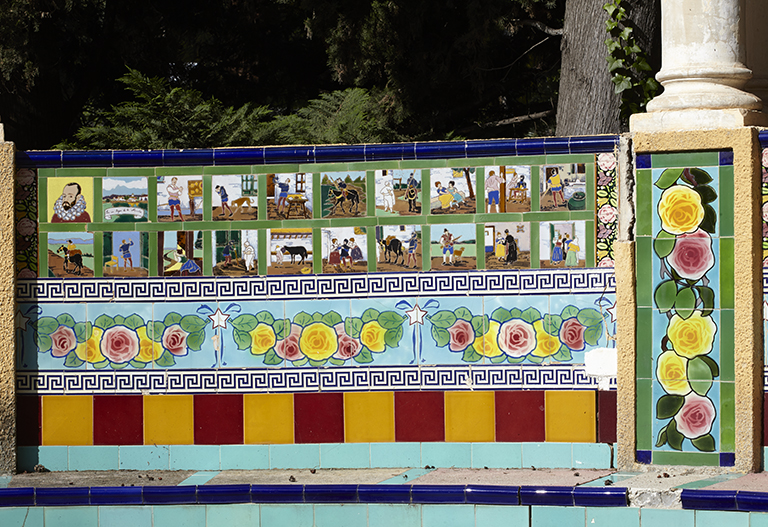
166, 177, 185, 221
215, 185, 234, 217
120, 239, 134, 269
486, 170, 503, 213
440, 228, 455, 266
243, 240, 255, 271
52, 182, 91, 223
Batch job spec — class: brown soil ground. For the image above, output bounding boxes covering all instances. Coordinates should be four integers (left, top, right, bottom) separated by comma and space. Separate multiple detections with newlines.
376, 253, 422, 272
430, 256, 477, 271
485, 251, 531, 269
267, 261, 314, 275
104, 266, 149, 277
430, 196, 476, 215
213, 257, 259, 276
484, 198, 531, 213
376, 190, 422, 216
212, 205, 258, 221
539, 192, 569, 212
158, 213, 204, 222
266, 200, 311, 220
322, 260, 368, 274
48, 250, 94, 278
539, 259, 586, 269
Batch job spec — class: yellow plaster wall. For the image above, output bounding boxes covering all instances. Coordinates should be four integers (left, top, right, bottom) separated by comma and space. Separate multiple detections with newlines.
0, 142, 15, 475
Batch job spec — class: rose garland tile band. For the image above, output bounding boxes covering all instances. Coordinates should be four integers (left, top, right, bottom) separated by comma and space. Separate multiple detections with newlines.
637, 151, 734, 466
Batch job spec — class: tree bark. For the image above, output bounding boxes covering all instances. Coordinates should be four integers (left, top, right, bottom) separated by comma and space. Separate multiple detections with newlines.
555, 0, 659, 136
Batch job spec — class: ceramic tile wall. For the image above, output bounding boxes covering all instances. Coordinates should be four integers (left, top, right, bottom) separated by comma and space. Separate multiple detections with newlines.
635, 151, 735, 467
14, 144, 619, 454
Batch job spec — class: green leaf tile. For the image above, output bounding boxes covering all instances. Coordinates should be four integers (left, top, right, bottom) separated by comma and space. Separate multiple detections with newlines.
651, 152, 720, 169
636, 169, 653, 236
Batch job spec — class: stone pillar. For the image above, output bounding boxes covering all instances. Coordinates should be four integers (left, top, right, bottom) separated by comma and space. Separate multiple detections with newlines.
0, 124, 16, 475
632, 0, 768, 131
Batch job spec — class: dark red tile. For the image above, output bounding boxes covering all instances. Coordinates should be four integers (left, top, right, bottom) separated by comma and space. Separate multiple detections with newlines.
194, 394, 243, 445
597, 390, 617, 443
764, 393, 768, 446
394, 391, 444, 442
495, 391, 545, 442
17, 395, 41, 446
94, 395, 143, 445
294, 393, 344, 444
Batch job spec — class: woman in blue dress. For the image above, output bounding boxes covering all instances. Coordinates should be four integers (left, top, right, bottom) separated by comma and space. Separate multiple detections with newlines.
551, 235, 564, 265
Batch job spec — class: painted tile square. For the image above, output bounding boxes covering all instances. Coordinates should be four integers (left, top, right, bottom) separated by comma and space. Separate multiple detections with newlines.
539, 220, 586, 268
321, 171, 366, 218
349, 297, 415, 365
216, 300, 285, 368
151, 302, 216, 369
87, 303, 156, 371
268, 228, 313, 275
212, 230, 258, 276
104, 232, 149, 277
540, 163, 587, 211
430, 223, 477, 270
267, 173, 312, 220
430, 167, 477, 214
212, 175, 258, 221
484, 165, 531, 213
375, 225, 422, 272
17, 303, 88, 371
375, 169, 422, 216
157, 175, 203, 222
159, 231, 203, 277
484, 222, 530, 269
321, 227, 367, 274
102, 176, 149, 223
48, 177, 94, 223
47, 233, 94, 278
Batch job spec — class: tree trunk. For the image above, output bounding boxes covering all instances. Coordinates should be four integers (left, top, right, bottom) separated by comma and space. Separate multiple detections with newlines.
555, 0, 659, 136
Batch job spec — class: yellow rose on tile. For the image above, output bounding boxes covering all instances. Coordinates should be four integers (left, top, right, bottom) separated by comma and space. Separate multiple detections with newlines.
136, 326, 164, 362
359, 321, 386, 353
656, 350, 691, 396
300, 322, 339, 359
531, 319, 560, 358
250, 323, 277, 355
658, 185, 705, 235
667, 311, 717, 359
473, 320, 502, 357
75, 326, 106, 363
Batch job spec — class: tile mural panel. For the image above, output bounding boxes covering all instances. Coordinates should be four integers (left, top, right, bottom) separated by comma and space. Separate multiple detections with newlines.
17, 146, 625, 448
635, 150, 735, 467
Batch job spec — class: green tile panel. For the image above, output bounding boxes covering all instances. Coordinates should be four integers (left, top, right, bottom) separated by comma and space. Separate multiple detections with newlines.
252, 164, 301, 174
719, 309, 735, 382
494, 155, 545, 166
545, 154, 597, 164
636, 308, 653, 380
155, 166, 204, 176
636, 379, 653, 450
719, 165, 734, 237
635, 169, 653, 236
651, 151, 720, 168
719, 237, 734, 309
651, 451, 720, 466
202, 165, 253, 175
635, 237, 653, 308
54, 168, 107, 177
106, 167, 156, 177
720, 381, 735, 452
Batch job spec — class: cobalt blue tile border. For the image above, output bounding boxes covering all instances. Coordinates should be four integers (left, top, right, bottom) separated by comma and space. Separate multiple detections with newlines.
759, 130, 768, 149
197, 484, 251, 504
636, 450, 652, 464
35, 487, 90, 506
465, 485, 519, 505
89, 486, 143, 506
411, 485, 466, 504
680, 489, 737, 511
250, 485, 304, 503
357, 484, 411, 503
520, 486, 574, 507
142, 485, 197, 505
720, 452, 735, 467
0, 487, 35, 507
573, 486, 627, 507
719, 150, 734, 166
636, 154, 652, 169
736, 491, 768, 512
304, 484, 358, 503
16, 136, 619, 168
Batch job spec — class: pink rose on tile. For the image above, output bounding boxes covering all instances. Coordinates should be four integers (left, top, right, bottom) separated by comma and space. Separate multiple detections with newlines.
18, 268, 36, 279
101, 325, 140, 363
675, 393, 716, 439
597, 257, 615, 268
497, 319, 536, 358
447, 319, 474, 352
762, 148, 768, 168
16, 218, 36, 236
16, 169, 35, 186
597, 205, 617, 224
667, 229, 714, 280
333, 323, 362, 360
161, 324, 188, 356
559, 317, 586, 352
275, 323, 303, 361
597, 153, 616, 172
50, 325, 77, 357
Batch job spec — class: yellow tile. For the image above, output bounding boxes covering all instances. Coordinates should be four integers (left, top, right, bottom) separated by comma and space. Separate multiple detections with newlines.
244, 394, 294, 444
143, 395, 194, 445
445, 391, 495, 442
42, 395, 93, 446
344, 392, 395, 443
545, 391, 596, 443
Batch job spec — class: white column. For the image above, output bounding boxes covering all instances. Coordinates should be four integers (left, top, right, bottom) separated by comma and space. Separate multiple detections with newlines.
632, 0, 768, 131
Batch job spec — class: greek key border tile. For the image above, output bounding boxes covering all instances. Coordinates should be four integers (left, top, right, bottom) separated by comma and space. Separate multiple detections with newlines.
17, 269, 615, 303
17, 365, 613, 395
